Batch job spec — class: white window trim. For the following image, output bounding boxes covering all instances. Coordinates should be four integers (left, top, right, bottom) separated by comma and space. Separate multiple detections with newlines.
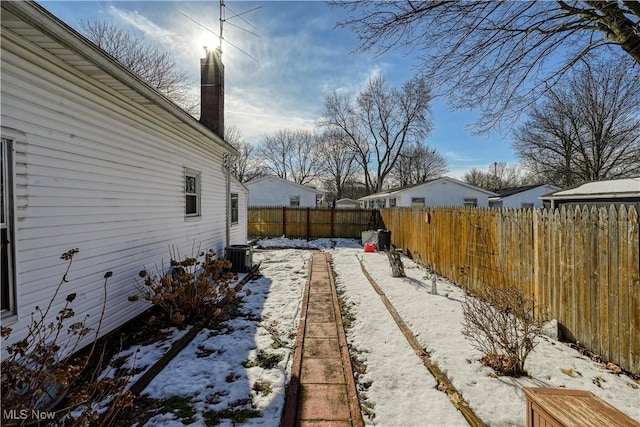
464, 198, 478, 208
289, 195, 300, 207
230, 193, 239, 224
185, 168, 201, 219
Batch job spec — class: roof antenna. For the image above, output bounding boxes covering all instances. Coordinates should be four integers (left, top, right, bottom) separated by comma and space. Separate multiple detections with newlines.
219, 0, 224, 52
180, 0, 261, 62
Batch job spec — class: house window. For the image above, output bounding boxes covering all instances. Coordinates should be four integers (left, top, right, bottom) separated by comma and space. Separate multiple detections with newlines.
389, 198, 397, 207
230, 193, 239, 224
290, 195, 300, 207
521, 203, 534, 209
1, 138, 15, 315
464, 198, 478, 208
411, 197, 425, 207
185, 169, 201, 217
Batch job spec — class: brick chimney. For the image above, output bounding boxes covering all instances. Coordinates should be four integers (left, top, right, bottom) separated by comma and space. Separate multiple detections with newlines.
200, 47, 224, 138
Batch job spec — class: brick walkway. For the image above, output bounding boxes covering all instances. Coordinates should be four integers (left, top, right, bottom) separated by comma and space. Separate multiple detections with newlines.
282, 253, 364, 427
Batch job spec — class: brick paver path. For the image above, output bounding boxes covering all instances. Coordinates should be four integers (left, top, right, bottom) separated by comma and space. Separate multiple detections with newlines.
282, 253, 363, 427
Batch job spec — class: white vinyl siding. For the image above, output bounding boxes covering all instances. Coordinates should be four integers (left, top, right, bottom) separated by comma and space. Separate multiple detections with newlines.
229, 178, 248, 245
0, 30, 244, 347
246, 176, 321, 207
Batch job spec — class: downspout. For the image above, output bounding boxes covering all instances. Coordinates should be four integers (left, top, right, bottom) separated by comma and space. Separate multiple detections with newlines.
223, 154, 231, 249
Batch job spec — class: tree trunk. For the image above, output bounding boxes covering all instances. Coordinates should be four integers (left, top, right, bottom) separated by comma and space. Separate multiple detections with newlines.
386, 249, 405, 278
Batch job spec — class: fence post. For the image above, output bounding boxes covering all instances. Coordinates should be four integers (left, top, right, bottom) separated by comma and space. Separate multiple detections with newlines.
330, 207, 335, 238
282, 206, 287, 237
533, 209, 540, 318
306, 207, 311, 241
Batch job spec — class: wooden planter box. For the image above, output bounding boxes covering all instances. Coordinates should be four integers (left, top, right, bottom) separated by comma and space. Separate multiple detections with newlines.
524, 387, 639, 427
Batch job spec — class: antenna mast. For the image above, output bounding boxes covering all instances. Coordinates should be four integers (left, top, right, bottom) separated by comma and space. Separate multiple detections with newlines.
219, 0, 225, 52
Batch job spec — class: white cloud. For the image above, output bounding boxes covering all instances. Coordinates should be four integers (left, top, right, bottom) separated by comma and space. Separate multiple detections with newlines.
108, 6, 176, 45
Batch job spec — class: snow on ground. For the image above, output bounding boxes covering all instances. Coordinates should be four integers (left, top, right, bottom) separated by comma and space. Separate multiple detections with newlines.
104, 238, 639, 426
330, 245, 640, 426
138, 249, 312, 426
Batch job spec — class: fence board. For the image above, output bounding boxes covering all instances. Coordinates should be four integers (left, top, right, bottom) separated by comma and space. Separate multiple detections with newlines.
381, 205, 640, 374
248, 207, 380, 239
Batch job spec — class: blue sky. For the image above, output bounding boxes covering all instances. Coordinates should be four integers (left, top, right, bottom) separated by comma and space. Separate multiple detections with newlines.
38, 0, 517, 179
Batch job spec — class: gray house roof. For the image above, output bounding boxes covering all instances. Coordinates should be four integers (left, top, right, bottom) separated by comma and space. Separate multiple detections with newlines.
542, 177, 640, 200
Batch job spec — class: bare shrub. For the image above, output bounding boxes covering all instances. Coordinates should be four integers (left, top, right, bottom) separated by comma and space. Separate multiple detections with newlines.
130, 248, 242, 326
1, 249, 133, 426
461, 284, 541, 377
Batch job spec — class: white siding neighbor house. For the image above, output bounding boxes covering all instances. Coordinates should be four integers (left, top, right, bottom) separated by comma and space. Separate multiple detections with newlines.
540, 177, 640, 210
1, 1, 247, 350
358, 177, 496, 208
245, 175, 323, 207
335, 198, 360, 209
489, 184, 561, 209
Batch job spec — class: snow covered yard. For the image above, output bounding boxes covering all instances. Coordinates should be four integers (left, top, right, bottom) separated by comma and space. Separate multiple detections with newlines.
101, 238, 638, 426
330, 246, 640, 426
105, 248, 311, 426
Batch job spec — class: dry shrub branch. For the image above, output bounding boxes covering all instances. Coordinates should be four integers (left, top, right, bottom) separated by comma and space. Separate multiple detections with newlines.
1, 249, 133, 426
461, 284, 541, 377
130, 247, 244, 326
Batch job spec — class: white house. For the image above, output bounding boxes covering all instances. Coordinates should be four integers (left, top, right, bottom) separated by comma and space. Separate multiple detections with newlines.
489, 184, 561, 209
1, 1, 247, 350
245, 175, 323, 207
335, 198, 360, 209
358, 177, 497, 208
540, 177, 640, 210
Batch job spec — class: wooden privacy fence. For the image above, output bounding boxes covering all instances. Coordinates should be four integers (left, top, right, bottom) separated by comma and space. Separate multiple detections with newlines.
381, 205, 640, 374
248, 206, 381, 239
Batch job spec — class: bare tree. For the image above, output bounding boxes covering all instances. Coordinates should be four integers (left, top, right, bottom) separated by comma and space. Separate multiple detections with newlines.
463, 162, 523, 190
256, 129, 321, 185
317, 128, 359, 200
321, 75, 433, 193
332, 1, 640, 133
79, 20, 198, 114
389, 142, 448, 187
224, 126, 266, 183
514, 59, 640, 187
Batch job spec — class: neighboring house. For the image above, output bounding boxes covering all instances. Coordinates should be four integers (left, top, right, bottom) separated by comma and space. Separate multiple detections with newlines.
1, 1, 247, 350
335, 198, 360, 209
245, 176, 323, 207
358, 177, 497, 208
540, 177, 640, 210
489, 184, 561, 209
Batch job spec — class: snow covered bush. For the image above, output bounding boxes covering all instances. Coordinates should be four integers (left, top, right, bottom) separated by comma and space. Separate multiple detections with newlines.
131, 249, 241, 326
461, 284, 541, 377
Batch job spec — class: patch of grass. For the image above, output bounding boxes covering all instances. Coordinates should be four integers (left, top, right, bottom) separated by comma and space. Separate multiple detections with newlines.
205, 390, 229, 404
225, 373, 240, 383
203, 405, 260, 426
252, 381, 273, 396
242, 350, 283, 369
159, 396, 196, 423
336, 287, 356, 329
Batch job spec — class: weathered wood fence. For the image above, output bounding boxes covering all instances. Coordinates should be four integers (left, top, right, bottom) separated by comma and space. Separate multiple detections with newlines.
381, 205, 640, 374
248, 207, 381, 239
